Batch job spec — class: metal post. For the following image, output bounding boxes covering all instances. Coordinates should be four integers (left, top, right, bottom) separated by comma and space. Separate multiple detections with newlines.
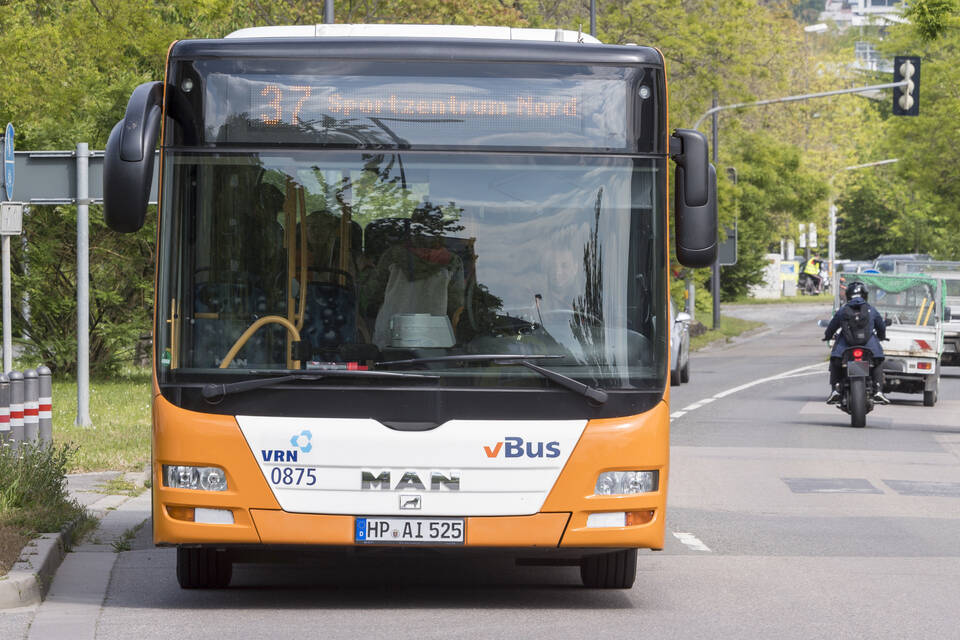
590, 0, 596, 37
324, 0, 334, 24
9, 370, 23, 446
2, 235, 11, 373
38, 365, 52, 444
711, 92, 721, 329
0, 373, 9, 444
20, 230, 29, 339
23, 368, 38, 443
828, 203, 837, 283
76, 143, 91, 426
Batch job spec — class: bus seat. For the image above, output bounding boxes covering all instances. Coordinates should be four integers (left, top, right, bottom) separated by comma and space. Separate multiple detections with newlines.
299, 210, 362, 357
301, 209, 362, 279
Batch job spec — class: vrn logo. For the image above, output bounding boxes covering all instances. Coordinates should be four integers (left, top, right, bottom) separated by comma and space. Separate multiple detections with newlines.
483, 437, 561, 459
261, 449, 298, 463
260, 430, 313, 463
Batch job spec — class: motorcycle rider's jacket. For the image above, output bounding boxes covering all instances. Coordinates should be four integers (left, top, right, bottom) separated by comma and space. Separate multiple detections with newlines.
824, 295, 885, 358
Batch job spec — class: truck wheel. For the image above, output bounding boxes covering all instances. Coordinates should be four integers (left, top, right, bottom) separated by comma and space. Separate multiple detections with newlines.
923, 389, 937, 407
580, 549, 637, 589
177, 547, 232, 589
680, 359, 690, 383
849, 378, 866, 428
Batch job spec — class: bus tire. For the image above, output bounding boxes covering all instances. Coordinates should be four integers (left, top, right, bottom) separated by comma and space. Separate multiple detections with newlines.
580, 549, 637, 589
177, 547, 232, 589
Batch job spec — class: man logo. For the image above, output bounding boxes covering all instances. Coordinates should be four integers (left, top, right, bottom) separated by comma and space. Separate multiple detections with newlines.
399, 495, 422, 510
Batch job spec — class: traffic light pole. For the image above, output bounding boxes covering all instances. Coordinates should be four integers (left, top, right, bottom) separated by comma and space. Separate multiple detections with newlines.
692, 80, 910, 131
711, 93, 721, 329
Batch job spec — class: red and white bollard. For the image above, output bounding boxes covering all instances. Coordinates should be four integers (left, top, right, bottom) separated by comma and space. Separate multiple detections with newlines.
38, 365, 52, 444
24, 369, 39, 443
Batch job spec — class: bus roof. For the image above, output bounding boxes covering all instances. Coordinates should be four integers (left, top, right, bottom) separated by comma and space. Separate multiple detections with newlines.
226, 24, 603, 44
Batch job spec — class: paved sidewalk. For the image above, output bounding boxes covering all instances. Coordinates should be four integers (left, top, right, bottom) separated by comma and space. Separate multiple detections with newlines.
0, 471, 151, 640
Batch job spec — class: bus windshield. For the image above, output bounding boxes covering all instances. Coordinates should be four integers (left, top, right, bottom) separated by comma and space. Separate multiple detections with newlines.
157, 151, 665, 391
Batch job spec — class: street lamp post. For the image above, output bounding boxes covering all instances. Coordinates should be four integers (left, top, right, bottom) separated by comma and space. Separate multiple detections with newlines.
828, 158, 899, 278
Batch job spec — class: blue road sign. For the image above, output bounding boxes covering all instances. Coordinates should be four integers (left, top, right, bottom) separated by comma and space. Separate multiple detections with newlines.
3, 123, 14, 200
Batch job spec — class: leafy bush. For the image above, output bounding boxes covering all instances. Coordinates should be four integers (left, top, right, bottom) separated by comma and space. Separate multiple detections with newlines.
0, 442, 86, 534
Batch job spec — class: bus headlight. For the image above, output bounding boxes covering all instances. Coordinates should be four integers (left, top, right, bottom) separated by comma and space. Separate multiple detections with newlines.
163, 465, 228, 491
595, 470, 658, 495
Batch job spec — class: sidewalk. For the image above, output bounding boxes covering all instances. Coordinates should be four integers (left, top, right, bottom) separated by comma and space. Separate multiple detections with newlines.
0, 471, 152, 640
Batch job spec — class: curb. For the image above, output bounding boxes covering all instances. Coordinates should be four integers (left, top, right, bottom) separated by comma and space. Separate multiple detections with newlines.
0, 521, 77, 609
0, 470, 148, 610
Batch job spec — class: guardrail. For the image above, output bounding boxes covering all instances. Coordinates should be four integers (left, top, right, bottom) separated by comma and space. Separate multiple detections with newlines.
0, 365, 51, 448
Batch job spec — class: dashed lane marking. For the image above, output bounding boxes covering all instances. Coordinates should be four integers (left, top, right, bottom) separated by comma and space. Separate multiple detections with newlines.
673, 531, 711, 552
671, 361, 827, 422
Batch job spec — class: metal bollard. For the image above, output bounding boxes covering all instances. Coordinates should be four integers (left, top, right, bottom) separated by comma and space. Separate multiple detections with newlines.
24, 369, 39, 443
0, 373, 9, 444
9, 371, 24, 445
38, 365, 52, 444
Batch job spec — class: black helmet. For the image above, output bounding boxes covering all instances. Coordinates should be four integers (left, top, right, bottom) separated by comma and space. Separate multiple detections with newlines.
846, 281, 868, 301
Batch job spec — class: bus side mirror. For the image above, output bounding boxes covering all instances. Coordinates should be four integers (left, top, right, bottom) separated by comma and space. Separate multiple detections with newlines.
671, 129, 718, 268
103, 81, 163, 233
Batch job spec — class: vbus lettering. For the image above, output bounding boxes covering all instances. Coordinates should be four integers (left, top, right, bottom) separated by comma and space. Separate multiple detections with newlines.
483, 437, 561, 459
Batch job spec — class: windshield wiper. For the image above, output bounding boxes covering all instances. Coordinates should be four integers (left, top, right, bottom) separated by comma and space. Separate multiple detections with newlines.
378, 354, 563, 367
378, 354, 608, 404
201, 370, 439, 401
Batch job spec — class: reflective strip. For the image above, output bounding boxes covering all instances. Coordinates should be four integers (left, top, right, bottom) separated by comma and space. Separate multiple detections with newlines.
10, 403, 23, 425
39, 411, 52, 419
25, 401, 39, 421
39, 397, 52, 412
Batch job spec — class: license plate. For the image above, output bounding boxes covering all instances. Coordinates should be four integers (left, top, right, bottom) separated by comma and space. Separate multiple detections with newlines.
355, 517, 465, 544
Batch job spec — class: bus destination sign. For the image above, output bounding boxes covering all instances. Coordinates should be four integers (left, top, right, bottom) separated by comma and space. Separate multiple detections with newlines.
203, 73, 629, 149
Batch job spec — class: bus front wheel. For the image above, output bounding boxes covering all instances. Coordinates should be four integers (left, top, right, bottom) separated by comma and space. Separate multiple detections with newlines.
580, 549, 637, 589
177, 547, 232, 589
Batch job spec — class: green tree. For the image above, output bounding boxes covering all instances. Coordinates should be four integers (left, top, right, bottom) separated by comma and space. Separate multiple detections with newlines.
719, 131, 828, 299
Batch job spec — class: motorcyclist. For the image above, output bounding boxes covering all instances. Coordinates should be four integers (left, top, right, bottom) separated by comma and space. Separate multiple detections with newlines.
823, 281, 889, 405
802, 254, 824, 294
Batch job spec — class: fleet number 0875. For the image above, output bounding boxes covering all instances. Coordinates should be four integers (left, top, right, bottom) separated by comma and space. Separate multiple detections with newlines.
269, 466, 317, 486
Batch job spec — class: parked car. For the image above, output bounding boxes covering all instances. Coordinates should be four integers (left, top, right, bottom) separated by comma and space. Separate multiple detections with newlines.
670, 301, 691, 385
871, 253, 932, 274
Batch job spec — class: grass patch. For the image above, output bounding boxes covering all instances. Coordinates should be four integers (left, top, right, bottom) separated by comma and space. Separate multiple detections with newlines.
51, 366, 152, 473
0, 442, 90, 576
96, 476, 147, 497
691, 315, 765, 351
111, 521, 145, 553
729, 293, 833, 304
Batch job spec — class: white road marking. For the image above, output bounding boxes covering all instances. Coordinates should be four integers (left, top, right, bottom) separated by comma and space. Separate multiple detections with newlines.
671, 362, 828, 423
673, 531, 711, 552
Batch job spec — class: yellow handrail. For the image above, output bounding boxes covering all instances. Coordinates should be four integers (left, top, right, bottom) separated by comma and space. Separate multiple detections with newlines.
219, 316, 302, 369
915, 298, 928, 326
923, 299, 934, 326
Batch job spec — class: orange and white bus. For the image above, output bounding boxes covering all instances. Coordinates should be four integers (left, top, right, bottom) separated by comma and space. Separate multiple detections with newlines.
103, 24, 716, 589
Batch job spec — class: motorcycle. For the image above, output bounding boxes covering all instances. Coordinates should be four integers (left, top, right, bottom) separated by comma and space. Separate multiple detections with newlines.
799, 266, 830, 295
837, 345, 877, 428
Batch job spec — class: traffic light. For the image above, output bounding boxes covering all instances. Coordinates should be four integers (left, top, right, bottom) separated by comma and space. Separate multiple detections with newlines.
893, 55, 920, 116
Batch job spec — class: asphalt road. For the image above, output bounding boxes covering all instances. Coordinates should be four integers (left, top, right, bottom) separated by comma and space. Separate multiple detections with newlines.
8, 302, 960, 639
